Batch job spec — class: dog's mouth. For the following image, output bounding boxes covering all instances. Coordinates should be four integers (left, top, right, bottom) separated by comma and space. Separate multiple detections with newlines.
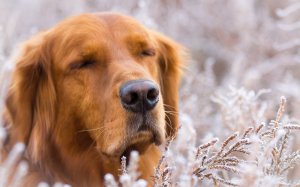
99, 113, 164, 158
121, 128, 163, 159
121, 131, 154, 159
117, 112, 163, 156
100, 125, 163, 158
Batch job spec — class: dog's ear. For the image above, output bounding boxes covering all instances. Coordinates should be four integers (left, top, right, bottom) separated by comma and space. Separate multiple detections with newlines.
154, 31, 187, 139
5, 33, 56, 157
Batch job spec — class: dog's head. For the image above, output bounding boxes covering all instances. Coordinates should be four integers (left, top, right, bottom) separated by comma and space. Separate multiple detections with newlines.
5, 13, 186, 159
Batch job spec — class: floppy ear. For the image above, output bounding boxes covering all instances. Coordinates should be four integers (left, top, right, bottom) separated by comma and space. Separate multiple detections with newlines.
5, 33, 56, 157
155, 32, 186, 139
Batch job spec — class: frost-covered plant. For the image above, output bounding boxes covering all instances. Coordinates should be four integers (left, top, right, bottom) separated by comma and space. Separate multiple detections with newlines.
154, 90, 300, 187
211, 87, 270, 133
105, 151, 147, 187
0, 136, 28, 187
238, 97, 300, 186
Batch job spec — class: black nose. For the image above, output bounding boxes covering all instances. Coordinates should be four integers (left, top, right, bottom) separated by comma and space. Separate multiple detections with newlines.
120, 80, 159, 113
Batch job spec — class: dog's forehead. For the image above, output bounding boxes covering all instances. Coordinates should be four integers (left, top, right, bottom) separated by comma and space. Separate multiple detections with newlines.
95, 12, 148, 32
55, 13, 150, 39
51, 13, 154, 52
50, 13, 157, 70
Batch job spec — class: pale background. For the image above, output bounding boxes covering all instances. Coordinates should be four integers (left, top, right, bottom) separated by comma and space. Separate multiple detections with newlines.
0, 0, 300, 185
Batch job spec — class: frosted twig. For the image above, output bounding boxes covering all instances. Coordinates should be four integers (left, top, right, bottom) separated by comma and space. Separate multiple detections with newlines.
242, 127, 253, 138
216, 132, 238, 158
276, 2, 300, 17
283, 124, 300, 130
196, 138, 218, 159
210, 174, 238, 186
275, 96, 286, 128
277, 21, 300, 31
255, 122, 265, 134
121, 156, 127, 174
274, 39, 300, 51
208, 165, 241, 173
222, 138, 250, 158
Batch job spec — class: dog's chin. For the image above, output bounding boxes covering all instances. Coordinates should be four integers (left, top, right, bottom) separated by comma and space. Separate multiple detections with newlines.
121, 130, 162, 158
100, 129, 164, 158
98, 112, 165, 158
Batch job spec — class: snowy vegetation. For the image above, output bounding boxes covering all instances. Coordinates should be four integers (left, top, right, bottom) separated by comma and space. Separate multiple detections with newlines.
1, 0, 300, 186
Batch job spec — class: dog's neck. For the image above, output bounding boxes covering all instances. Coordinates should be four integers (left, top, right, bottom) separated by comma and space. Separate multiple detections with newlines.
4, 114, 161, 187
18, 105, 162, 186
26, 114, 121, 186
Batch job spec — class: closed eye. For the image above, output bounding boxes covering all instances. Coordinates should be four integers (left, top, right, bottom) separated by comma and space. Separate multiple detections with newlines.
140, 49, 156, 57
78, 60, 95, 68
70, 59, 95, 70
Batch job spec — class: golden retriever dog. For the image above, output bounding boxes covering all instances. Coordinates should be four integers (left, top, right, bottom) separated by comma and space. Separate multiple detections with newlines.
2, 12, 185, 186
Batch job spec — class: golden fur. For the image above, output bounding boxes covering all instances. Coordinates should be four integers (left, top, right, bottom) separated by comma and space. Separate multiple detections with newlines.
2, 12, 185, 186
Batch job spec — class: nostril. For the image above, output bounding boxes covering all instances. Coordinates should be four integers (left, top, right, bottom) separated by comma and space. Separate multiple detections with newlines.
147, 88, 159, 102
127, 92, 139, 105
121, 89, 139, 106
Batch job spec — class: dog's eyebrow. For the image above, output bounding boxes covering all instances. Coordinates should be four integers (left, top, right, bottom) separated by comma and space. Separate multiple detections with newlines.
125, 34, 156, 54
125, 32, 149, 45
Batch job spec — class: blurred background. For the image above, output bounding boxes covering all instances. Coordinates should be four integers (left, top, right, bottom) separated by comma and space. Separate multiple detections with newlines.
1, 0, 300, 156
1, 0, 300, 184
